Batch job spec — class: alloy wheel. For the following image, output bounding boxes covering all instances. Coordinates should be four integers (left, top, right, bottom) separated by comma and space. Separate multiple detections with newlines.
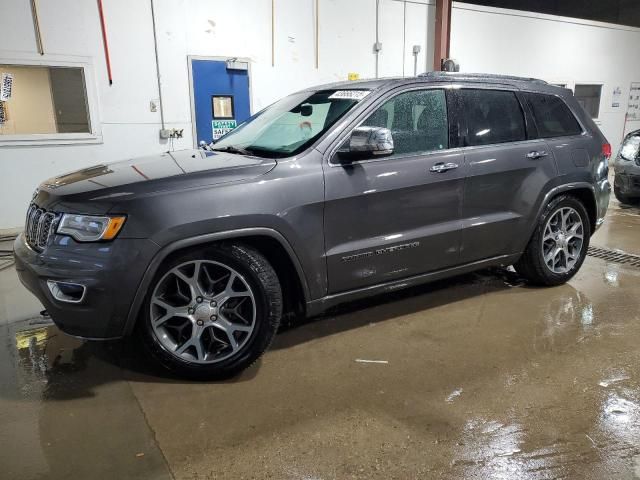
541, 207, 584, 274
149, 260, 257, 364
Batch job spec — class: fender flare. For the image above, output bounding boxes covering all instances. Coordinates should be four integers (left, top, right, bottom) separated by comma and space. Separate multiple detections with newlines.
122, 227, 310, 335
523, 182, 598, 248
533, 181, 597, 230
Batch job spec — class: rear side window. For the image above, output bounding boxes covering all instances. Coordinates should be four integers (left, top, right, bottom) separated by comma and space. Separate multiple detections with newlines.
524, 93, 582, 138
458, 89, 526, 146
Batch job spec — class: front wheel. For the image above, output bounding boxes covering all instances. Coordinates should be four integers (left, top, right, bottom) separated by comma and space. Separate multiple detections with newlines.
139, 243, 282, 379
514, 195, 590, 286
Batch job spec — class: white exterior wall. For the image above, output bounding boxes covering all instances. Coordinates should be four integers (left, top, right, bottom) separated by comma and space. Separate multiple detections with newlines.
0, 0, 639, 228
451, 3, 640, 147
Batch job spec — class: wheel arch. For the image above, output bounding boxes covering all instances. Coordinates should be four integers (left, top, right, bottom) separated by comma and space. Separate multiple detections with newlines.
123, 228, 310, 336
536, 183, 598, 235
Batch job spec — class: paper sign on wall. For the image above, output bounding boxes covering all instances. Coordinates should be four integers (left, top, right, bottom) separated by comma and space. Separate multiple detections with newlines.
212, 119, 237, 141
612, 86, 622, 108
627, 83, 640, 121
0, 101, 6, 124
0, 73, 13, 101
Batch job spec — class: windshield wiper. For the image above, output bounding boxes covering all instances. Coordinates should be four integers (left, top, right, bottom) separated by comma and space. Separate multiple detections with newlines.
211, 145, 253, 155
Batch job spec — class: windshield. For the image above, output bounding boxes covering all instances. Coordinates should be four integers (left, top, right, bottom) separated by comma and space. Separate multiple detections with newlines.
212, 89, 369, 158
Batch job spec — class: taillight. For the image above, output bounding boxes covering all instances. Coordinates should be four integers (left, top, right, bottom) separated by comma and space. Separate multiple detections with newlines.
602, 143, 612, 159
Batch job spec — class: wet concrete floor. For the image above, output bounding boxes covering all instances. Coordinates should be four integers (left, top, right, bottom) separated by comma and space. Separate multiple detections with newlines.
1, 199, 640, 480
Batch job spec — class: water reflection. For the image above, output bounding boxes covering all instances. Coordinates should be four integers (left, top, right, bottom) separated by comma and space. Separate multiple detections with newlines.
456, 418, 526, 479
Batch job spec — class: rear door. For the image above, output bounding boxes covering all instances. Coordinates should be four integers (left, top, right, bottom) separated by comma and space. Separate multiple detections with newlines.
323, 87, 465, 294
455, 87, 557, 263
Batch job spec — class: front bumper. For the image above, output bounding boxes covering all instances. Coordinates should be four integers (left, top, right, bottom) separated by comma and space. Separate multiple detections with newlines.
14, 233, 159, 339
614, 172, 640, 196
614, 159, 640, 196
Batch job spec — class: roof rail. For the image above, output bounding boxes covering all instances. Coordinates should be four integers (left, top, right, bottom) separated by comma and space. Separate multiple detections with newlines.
418, 71, 548, 85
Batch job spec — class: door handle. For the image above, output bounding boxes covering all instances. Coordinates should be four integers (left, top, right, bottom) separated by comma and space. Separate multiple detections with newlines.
429, 162, 459, 173
526, 150, 549, 159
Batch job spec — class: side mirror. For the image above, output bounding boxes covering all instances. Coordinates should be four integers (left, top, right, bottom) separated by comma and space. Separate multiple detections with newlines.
337, 126, 394, 163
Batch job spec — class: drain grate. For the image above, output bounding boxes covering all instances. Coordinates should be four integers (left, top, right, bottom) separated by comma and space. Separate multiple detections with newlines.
587, 246, 640, 268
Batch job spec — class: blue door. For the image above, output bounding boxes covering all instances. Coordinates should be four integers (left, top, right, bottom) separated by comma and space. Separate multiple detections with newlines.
191, 59, 251, 145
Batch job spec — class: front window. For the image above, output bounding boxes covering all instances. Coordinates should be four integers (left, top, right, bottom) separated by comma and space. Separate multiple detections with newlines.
212, 89, 367, 158
361, 89, 448, 157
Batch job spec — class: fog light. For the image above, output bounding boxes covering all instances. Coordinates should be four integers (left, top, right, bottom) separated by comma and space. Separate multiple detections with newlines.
47, 280, 86, 303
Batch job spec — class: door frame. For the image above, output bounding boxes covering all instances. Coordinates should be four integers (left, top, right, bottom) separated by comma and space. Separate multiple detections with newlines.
187, 55, 254, 148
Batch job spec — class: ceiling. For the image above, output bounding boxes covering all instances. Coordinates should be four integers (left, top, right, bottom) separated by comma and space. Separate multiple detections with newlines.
462, 0, 640, 28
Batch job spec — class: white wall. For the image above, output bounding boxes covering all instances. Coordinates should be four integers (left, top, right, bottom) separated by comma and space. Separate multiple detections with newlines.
451, 3, 640, 147
1, 0, 639, 229
0, 0, 433, 229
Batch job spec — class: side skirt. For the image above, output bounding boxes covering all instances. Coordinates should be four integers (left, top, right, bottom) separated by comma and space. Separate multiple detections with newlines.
305, 253, 521, 317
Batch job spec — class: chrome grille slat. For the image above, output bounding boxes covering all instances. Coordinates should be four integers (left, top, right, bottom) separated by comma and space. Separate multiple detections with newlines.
24, 203, 58, 251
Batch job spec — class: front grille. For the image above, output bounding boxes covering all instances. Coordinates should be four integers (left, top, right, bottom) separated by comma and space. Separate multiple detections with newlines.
24, 203, 58, 251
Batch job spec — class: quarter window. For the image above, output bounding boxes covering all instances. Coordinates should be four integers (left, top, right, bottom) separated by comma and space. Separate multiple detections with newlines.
362, 89, 448, 156
458, 89, 526, 146
524, 93, 582, 138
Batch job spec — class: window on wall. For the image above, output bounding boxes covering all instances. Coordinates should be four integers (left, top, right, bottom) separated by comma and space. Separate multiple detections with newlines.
0, 64, 90, 136
362, 89, 448, 156
457, 89, 526, 146
574, 84, 602, 119
212, 95, 234, 119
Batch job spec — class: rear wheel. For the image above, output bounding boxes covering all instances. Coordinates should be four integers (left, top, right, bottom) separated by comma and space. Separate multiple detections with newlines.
514, 195, 590, 286
139, 243, 282, 379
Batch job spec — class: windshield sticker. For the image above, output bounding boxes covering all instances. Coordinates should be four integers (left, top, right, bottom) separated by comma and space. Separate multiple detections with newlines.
328, 90, 370, 101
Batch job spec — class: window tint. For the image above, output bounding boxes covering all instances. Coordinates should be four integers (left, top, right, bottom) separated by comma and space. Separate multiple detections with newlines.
524, 93, 582, 138
458, 89, 526, 146
362, 89, 448, 156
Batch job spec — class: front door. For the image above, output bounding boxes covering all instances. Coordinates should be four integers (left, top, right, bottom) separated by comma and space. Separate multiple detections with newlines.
323, 88, 464, 294
455, 88, 558, 263
190, 59, 251, 146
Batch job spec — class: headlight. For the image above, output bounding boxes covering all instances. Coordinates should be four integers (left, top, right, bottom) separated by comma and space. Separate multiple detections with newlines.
57, 214, 126, 242
620, 136, 640, 162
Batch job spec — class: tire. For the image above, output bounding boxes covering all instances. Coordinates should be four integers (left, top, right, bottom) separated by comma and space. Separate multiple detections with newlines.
138, 243, 282, 379
514, 195, 590, 286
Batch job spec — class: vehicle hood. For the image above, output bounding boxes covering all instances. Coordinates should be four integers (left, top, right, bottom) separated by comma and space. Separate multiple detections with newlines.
35, 149, 276, 211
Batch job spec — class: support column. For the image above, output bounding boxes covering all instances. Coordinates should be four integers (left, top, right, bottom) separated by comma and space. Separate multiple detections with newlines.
433, 0, 451, 71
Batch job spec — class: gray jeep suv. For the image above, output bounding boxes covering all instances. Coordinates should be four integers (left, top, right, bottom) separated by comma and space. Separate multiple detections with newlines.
14, 73, 611, 378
